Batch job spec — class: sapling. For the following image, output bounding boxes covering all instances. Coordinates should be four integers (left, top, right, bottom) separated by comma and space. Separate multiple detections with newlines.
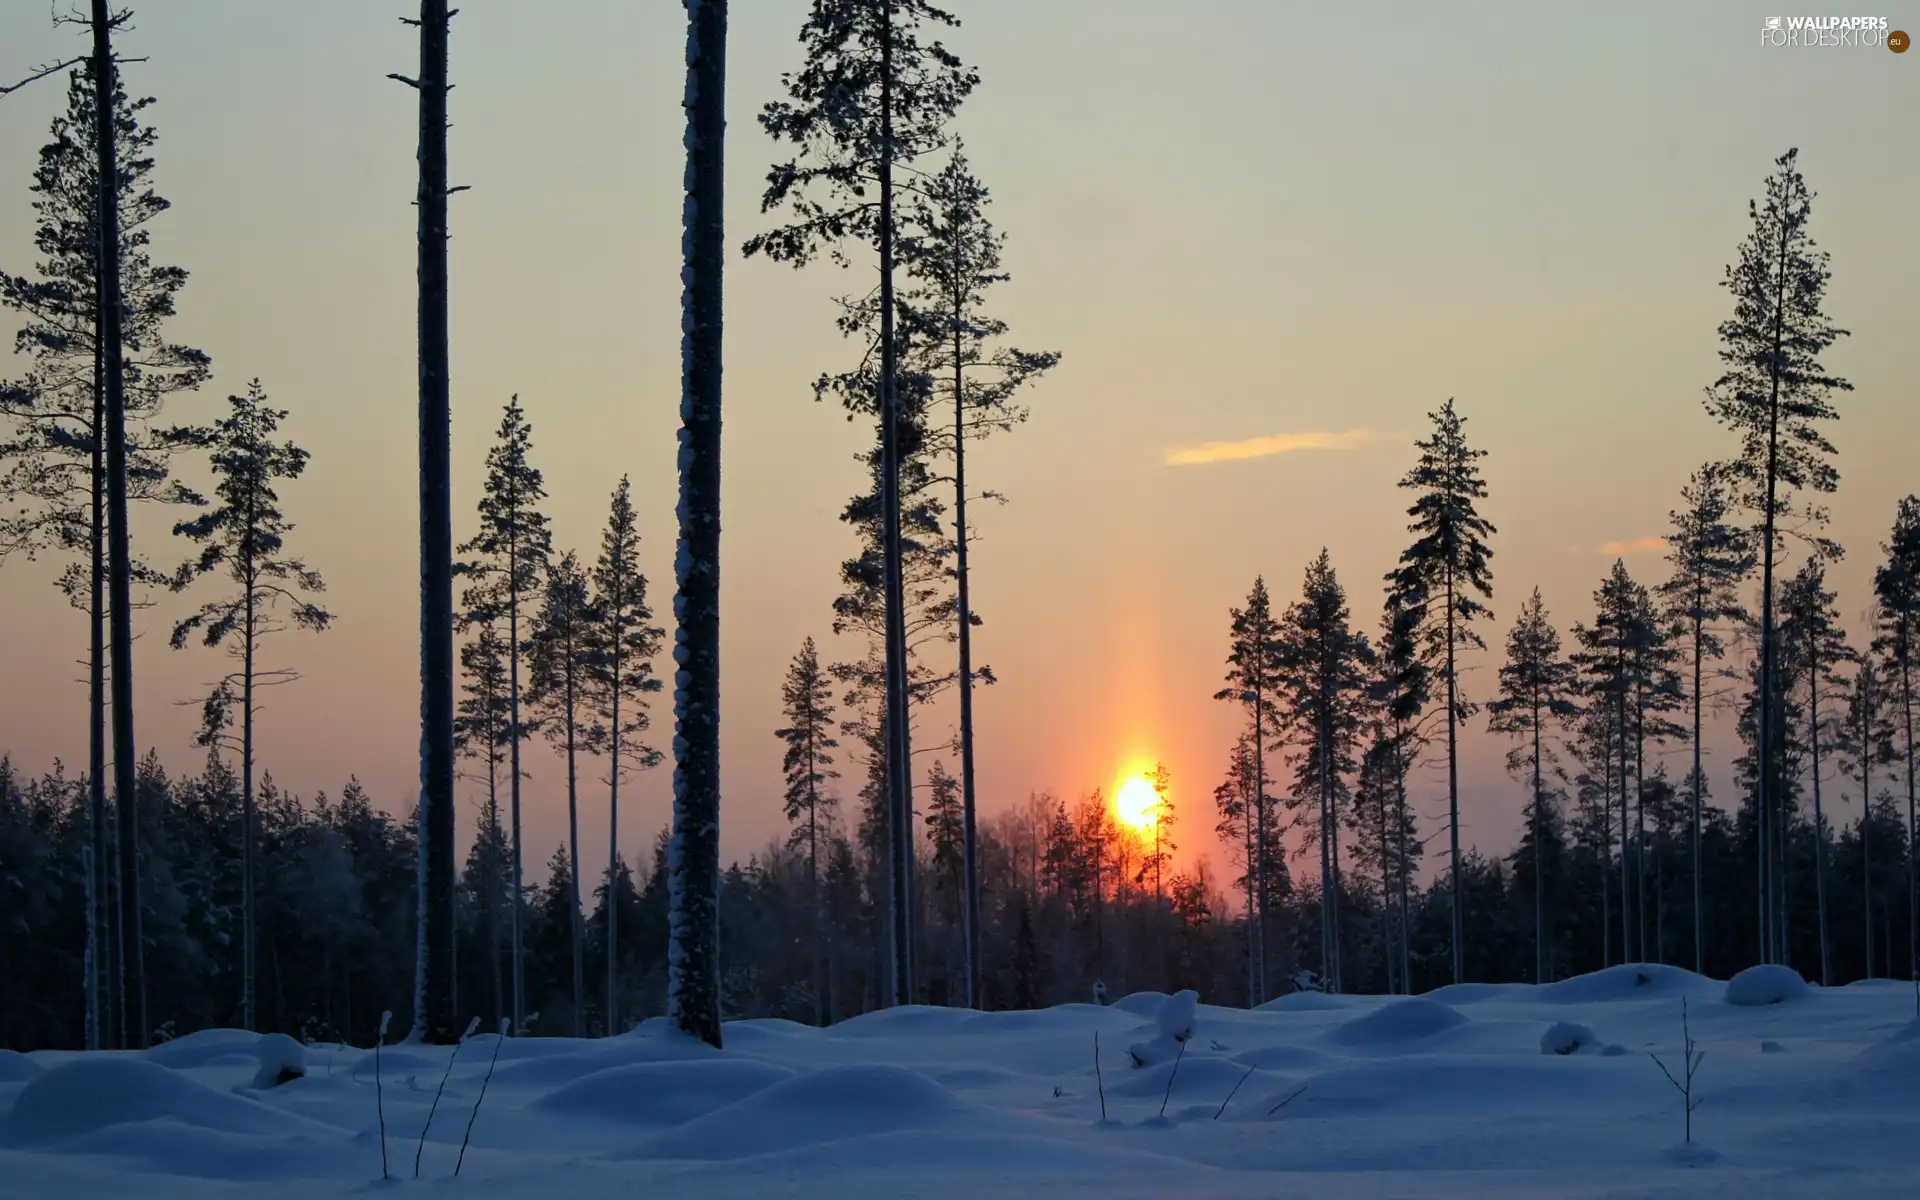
455, 1018, 510, 1176
374, 1010, 392, 1180
415, 1016, 480, 1176
1648, 997, 1706, 1143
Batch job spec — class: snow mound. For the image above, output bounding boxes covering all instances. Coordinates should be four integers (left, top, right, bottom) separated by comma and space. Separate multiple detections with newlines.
531, 1057, 794, 1126
958, 1005, 1107, 1035
1231, 1043, 1333, 1071
621, 1064, 970, 1160
1540, 1022, 1598, 1055
1255, 990, 1351, 1012
0, 1050, 44, 1083
3, 1058, 315, 1144
248, 1033, 306, 1089
1761, 1040, 1786, 1054
829, 1005, 979, 1038
1726, 964, 1809, 1007
1534, 964, 1712, 1005
1324, 998, 1468, 1047
144, 1028, 263, 1070
1155, 990, 1199, 1040
670, 1128, 1204, 1184
1110, 990, 1172, 1015
1425, 982, 1524, 1005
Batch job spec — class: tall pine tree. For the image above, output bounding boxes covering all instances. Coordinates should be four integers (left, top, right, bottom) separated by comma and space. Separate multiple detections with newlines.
748, 0, 976, 1006
1704, 147, 1849, 965
1486, 588, 1580, 984
1388, 400, 1494, 984
1872, 496, 1919, 984
167, 380, 330, 1032
585, 476, 663, 1032
459, 397, 551, 1030
1213, 576, 1284, 1001
1276, 550, 1375, 993
527, 551, 593, 1034
1657, 463, 1754, 972
776, 637, 839, 1024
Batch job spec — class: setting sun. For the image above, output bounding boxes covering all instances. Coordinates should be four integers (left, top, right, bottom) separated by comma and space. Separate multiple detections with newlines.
1115, 775, 1161, 830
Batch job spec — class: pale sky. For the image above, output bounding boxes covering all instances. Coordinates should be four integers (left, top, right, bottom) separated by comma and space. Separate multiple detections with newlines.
2, 1, 1915, 886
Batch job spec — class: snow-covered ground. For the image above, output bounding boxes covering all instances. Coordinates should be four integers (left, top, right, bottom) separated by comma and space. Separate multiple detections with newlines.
3, 964, 1917, 1198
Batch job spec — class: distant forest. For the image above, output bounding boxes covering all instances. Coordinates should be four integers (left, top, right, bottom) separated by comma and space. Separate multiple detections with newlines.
1, 3, 1915, 1055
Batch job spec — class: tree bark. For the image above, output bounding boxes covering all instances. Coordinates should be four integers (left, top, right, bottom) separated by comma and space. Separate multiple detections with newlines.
667, 0, 727, 1050
877, 2, 915, 1008
951, 295, 981, 1011
408, 0, 458, 1045
93, 0, 147, 1050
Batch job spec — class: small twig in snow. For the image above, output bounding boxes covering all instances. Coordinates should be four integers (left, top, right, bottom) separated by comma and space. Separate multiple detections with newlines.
1266, 1082, 1309, 1118
1093, 1030, 1106, 1122
415, 1016, 480, 1177
1158, 1038, 1190, 1118
455, 1018, 510, 1177
1214, 1063, 1258, 1120
374, 1011, 392, 1180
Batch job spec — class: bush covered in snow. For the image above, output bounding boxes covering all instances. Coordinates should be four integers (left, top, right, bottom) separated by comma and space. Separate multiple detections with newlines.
250, 1033, 307, 1089
1725, 964, 1809, 1007
1539, 1022, 1597, 1056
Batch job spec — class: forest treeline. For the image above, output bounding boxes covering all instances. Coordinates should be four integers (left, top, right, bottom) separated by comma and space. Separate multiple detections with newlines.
2, 5, 1916, 1054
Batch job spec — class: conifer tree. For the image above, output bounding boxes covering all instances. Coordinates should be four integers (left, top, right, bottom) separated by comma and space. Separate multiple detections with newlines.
1351, 730, 1417, 993
1487, 588, 1580, 984
1373, 588, 1431, 991
776, 637, 838, 1024
1276, 551, 1375, 993
167, 380, 329, 1031
584, 476, 663, 1032
1705, 148, 1849, 966
1625, 578, 1687, 960
1658, 463, 1754, 972
1781, 558, 1851, 984
669, 0, 728, 1049
1136, 763, 1177, 906
1213, 577, 1284, 1001
1872, 496, 1920, 983
1572, 562, 1645, 962
1387, 399, 1494, 984
1212, 731, 1270, 1002
454, 626, 509, 1024
1841, 656, 1895, 978
528, 551, 593, 1035
902, 146, 1056, 1011
459, 397, 551, 1030
1, 62, 211, 1048
748, 0, 976, 1006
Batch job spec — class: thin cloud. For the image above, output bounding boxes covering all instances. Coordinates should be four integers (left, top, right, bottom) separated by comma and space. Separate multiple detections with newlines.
1597, 536, 1670, 558
1163, 428, 1373, 467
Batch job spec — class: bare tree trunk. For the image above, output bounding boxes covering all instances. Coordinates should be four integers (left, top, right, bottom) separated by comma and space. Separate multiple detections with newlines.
1445, 561, 1464, 984
401, 0, 458, 1045
876, 3, 915, 1008
88, 339, 107, 1051
92, 0, 146, 1049
242, 584, 257, 1030
1533, 706, 1547, 984
1808, 639, 1830, 986
607, 683, 621, 1034
667, 0, 727, 1050
951, 306, 981, 1011
565, 677, 584, 1035
1691, 605, 1705, 975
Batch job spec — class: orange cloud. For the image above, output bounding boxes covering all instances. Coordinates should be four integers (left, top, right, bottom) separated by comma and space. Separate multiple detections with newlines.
1163, 428, 1372, 466
1597, 536, 1670, 557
